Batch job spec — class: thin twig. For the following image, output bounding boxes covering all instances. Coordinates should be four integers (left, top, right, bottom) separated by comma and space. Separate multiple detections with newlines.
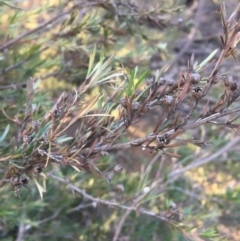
15, 223, 27, 241
50, 174, 168, 222
167, 135, 240, 181
112, 207, 132, 241
38, 208, 62, 225
0, 1, 108, 52
0, 47, 49, 74
82, 106, 240, 154
0, 11, 70, 52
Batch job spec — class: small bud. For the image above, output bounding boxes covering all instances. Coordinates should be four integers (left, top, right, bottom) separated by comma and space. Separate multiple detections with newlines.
146, 77, 155, 85
43, 132, 49, 142
142, 144, 146, 151
101, 151, 109, 156
116, 184, 124, 192
170, 202, 177, 210
132, 101, 140, 111
230, 82, 238, 92
104, 171, 114, 183
143, 186, 150, 194
190, 73, 201, 84
114, 164, 123, 173
159, 77, 167, 85
32, 121, 40, 131
92, 202, 98, 208
145, 103, 152, 110
23, 135, 31, 144
11, 176, 19, 184
178, 18, 183, 24
159, 95, 174, 105
160, 77, 175, 86
211, 74, 221, 84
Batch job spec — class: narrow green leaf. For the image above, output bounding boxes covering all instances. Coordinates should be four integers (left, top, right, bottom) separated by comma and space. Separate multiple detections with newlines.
36, 122, 51, 138
12, 144, 24, 155
9, 161, 25, 169
33, 78, 41, 90
97, 95, 104, 109
0, 142, 12, 155
25, 142, 35, 156
87, 45, 96, 78
195, 49, 219, 72
0, 124, 10, 142
26, 44, 41, 57
32, 177, 46, 199
135, 70, 149, 89
99, 45, 105, 65
55, 136, 73, 144
0, 0, 25, 10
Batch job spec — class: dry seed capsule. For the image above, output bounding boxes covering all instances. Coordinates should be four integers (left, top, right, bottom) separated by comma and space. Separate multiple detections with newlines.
21, 178, 28, 185
192, 86, 203, 100
159, 77, 168, 85
120, 98, 127, 108
33, 166, 42, 174
160, 77, 175, 86
156, 134, 170, 144
229, 80, 240, 92
230, 82, 238, 92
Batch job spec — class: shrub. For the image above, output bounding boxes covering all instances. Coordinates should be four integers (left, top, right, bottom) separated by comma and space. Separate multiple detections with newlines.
0, 1, 240, 240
